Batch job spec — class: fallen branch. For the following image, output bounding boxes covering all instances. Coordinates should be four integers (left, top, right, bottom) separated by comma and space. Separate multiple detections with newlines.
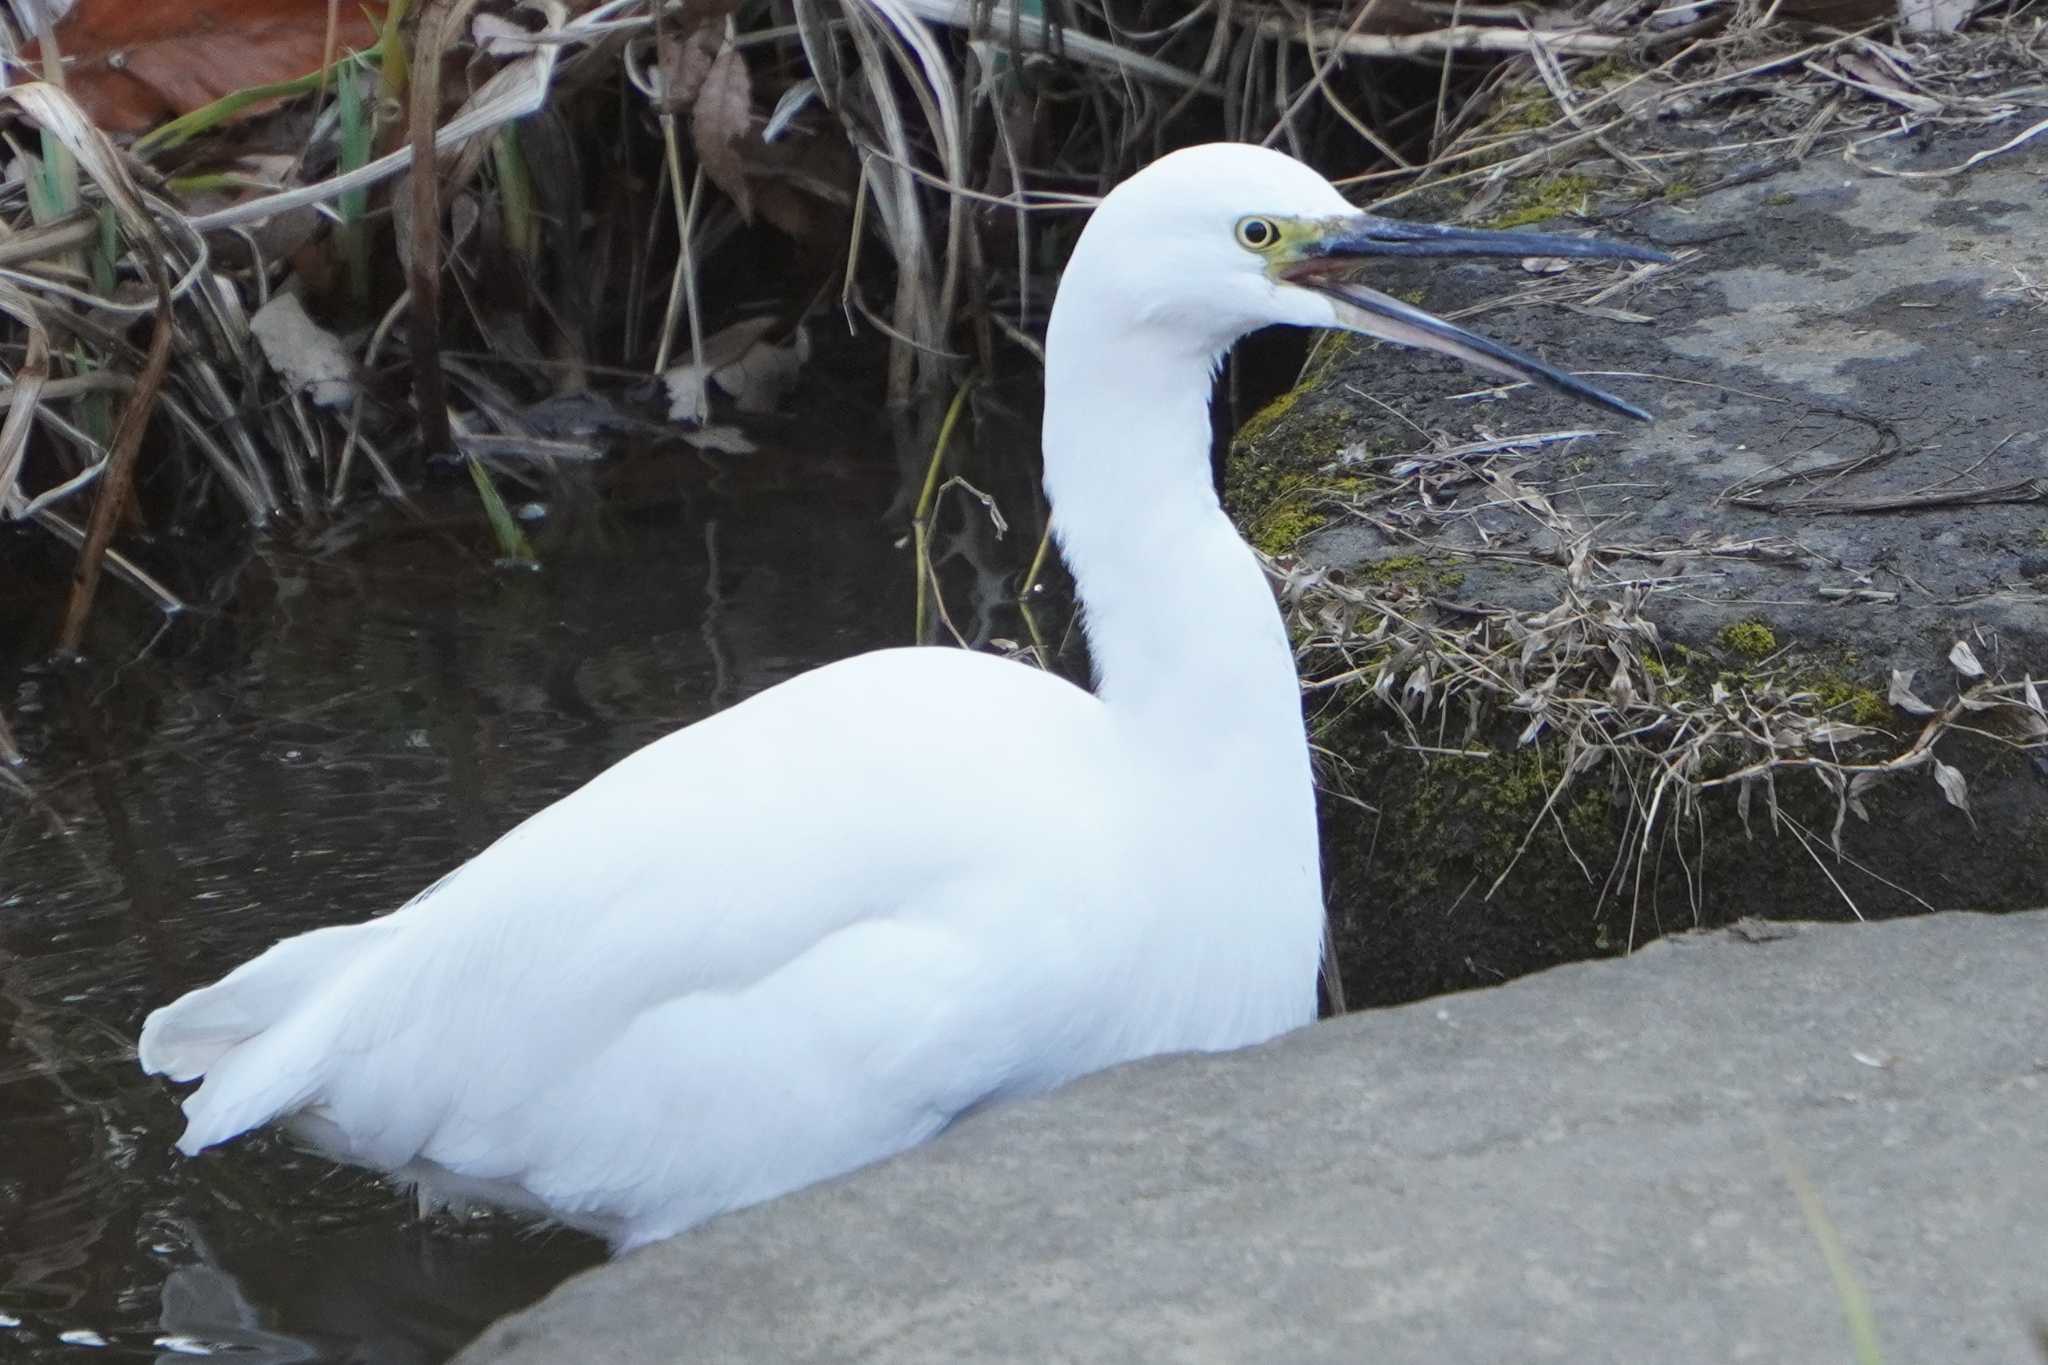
1259, 16, 1630, 60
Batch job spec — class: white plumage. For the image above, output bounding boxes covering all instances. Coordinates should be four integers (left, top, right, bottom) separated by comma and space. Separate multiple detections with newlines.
141, 143, 1657, 1250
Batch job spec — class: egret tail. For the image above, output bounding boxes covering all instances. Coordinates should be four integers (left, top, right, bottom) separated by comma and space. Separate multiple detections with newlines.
139, 917, 394, 1151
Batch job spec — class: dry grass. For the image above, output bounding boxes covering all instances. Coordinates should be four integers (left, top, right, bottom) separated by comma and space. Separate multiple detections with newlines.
1351, 0, 2048, 218
1, 0, 1846, 643
0, 0, 2040, 663
1271, 425, 2048, 942
1221, 0, 2048, 939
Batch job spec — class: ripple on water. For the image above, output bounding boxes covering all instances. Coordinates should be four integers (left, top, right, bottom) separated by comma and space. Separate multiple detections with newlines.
0, 466, 975, 1362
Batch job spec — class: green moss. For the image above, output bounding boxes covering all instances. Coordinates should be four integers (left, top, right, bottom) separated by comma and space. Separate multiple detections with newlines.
1249, 495, 1325, 554
1305, 602, 2020, 1002
1717, 620, 1777, 660
1360, 553, 1465, 593
1661, 179, 1695, 202
1483, 173, 1597, 229
1763, 192, 1796, 208
1574, 56, 1635, 87
1685, 627, 1887, 727
1225, 467, 1369, 555
1233, 386, 1303, 450
1492, 91, 1562, 134
1230, 335, 1361, 454
1301, 331, 1358, 386
1809, 676, 1890, 726
1639, 652, 1695, 695
1223, 337, 1379, 554
1339, 739, 1621, 904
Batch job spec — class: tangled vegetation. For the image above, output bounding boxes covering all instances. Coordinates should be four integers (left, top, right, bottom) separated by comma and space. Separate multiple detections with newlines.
0, 0, 2040, 721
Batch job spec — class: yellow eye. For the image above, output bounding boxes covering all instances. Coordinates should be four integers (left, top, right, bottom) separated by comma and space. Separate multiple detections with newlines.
1235, 216, 1280, 251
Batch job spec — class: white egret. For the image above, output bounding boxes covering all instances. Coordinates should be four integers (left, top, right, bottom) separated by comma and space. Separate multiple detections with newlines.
140, 142, 1664, 1251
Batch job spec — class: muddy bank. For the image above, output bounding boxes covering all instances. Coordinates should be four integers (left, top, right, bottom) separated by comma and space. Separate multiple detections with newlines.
1229, 121, 2047, 1006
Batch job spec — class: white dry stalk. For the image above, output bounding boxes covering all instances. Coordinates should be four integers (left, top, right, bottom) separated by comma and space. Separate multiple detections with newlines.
1258, 16, 1630, 59
0, 276, 50, 517
895, 0, 1213, 92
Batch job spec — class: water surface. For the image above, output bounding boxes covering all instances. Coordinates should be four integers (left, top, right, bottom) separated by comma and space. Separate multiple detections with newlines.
0, 439, 1037, 1360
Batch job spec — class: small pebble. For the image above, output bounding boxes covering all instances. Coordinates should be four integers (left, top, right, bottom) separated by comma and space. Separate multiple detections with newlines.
58, 1328, 108, 1347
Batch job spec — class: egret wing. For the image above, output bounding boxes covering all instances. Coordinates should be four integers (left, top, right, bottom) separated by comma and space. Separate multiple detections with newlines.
142, 647, 1111, 1236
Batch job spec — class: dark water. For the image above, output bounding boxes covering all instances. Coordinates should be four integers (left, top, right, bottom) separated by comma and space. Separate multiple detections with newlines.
0, 434, 1043, 1360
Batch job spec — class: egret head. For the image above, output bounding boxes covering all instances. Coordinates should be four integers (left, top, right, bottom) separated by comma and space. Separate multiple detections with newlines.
1063, 143, 1668, 420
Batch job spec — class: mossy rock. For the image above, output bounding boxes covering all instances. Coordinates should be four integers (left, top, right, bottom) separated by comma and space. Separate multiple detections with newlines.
1481, 172, 1598, 230
1222, 335, 1384, 554
1313, 707, 2040, 1010
1716, 620, 1777, 659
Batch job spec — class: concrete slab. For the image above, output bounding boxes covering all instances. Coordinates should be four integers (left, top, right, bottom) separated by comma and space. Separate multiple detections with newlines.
456, 909, 2048, 1364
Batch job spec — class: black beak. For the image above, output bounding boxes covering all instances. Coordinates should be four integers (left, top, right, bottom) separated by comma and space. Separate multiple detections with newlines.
1284, 216, 1671, 422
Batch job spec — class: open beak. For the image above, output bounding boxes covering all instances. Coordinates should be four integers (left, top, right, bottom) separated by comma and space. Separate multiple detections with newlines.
1279, 216, 1671, 422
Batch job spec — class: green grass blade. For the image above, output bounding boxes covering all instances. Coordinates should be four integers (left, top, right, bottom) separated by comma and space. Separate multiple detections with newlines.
134, 43, 388, 160
337, 57, 373, 309
467, 455, 537, 564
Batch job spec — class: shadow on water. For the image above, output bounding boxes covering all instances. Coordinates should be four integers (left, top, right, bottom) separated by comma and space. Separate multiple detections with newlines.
0, 405, 1062, 1360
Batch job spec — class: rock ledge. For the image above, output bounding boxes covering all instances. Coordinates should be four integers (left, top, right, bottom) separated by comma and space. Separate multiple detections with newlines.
457, 909, 2048, 1365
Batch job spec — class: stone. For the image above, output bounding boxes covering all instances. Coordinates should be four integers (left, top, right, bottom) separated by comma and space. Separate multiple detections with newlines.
455, 910, 2048, 1365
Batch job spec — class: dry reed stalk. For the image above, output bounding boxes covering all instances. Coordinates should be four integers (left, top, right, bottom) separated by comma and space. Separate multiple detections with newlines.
55, 273, 174, 654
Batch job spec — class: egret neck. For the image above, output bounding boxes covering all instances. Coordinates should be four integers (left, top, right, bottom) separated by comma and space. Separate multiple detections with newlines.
1041, 298, 1307, 791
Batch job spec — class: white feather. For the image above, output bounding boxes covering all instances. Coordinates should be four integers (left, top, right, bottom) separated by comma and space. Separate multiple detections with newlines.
139, 144, 1385, 1251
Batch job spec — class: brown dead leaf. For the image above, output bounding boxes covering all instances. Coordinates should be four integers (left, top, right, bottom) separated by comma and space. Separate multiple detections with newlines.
656, 8, 722, 113
31, 0, 389, 133
1888, 668, 1937, 716
250, 293, 354, 407
1402, 661, 1433, 712
1608, 658, 1634, 708
739, 104, 859, 250
691, 42, 755, 221
1931, 757, 1971, 818
655, 0, 738, 113
660, 315, 807, 422
1832, 52, 1945, 114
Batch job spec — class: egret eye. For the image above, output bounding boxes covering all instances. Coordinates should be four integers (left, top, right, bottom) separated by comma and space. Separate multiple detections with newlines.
1235, 216, 1279, 251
